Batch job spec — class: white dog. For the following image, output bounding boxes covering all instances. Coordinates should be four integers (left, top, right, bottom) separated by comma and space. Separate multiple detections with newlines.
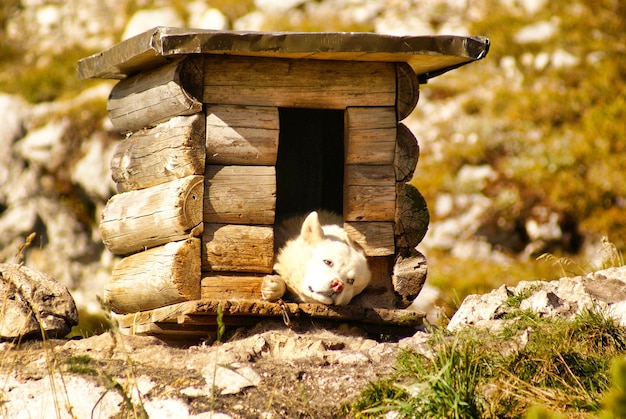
262, 211, 371, 305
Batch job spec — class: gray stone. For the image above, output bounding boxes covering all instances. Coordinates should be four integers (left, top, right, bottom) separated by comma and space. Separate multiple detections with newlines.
448, 267, 626, 332
203, 362, 262, 395
447, 284, 512, 331
122, 8, 184, 40
0, 263, 78, 340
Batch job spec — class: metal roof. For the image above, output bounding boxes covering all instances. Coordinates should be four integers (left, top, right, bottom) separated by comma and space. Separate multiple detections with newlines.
77, 27, 489, 81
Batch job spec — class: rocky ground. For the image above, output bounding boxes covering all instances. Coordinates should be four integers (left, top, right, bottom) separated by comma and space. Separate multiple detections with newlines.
1, 1, 624, 417
3, 265, 626, 418
2, 320, 428, 418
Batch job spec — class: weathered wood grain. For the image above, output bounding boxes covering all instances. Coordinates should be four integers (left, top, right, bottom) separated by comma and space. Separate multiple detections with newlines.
395, 182, 430, 251
100, 175, 204, 255
114, 299, 424, 330
203, 55, 396, 108
108, 57, 203, 133
344, 222, 395, 256
394, 123, 419, 183
104, 238, 201, 314
344, 165, 396, 221
396, 62, 419, 121
344, 107, 396, 165
204, 165, 276, 224
111, 114, 206, 192
202, 223, 274, 273
206, 105, 279, 165
392, 247, 428, 308
201, 273, 264, 300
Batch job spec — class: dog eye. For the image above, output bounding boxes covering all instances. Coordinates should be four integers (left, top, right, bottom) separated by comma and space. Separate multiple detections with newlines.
347, 278, 355, 285
323, 259, 334, 267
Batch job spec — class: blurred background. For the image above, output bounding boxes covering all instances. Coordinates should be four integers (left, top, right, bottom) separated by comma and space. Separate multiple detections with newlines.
0, 0, 623, 330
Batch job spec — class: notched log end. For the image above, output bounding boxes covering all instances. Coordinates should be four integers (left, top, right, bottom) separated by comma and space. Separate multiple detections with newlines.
181, 176, 205, 228
396, 62, 420, 121
392, 248, 428, 308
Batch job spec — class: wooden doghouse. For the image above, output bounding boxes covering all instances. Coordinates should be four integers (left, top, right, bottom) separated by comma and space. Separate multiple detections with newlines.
78, 28, 489, 341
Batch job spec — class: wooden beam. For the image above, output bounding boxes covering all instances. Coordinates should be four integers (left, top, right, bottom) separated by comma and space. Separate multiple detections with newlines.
100, 175, 204, 255
201, 273, 264, 300
104, 238, 201, 314
108, 57, 203, 133
111, 114, 206, 192
344, 165, 395, 221
204, 165, 276, 224
344, 107, 396, 165
344, 222, 395, 256
202, 223, 274, 273
206, 105, 279, 165
113, 299, 425, 330
203, 55, 396, 109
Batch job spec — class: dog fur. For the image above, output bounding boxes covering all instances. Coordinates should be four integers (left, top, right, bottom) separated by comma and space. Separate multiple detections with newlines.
261, 211, 371, 305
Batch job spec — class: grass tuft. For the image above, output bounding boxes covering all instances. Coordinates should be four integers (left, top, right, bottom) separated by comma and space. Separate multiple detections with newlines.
346, 309, 626, 418
65, 355, 97, 376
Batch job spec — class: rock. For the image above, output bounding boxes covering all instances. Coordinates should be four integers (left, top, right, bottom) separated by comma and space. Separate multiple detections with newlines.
255, 0, 307, 15
514, 19, 559, 44
203, 362, 262, 395
233, 10, 267, 31
447, 284, 512, 331
3, 373, 123, 418
122, 8, 184, 40
71, 132, 116, 201
0, 94, 26, 150
15, 118, 70, 172
188, 5, 229, 30
0, 263, 78, 339
448, 267, 626, 332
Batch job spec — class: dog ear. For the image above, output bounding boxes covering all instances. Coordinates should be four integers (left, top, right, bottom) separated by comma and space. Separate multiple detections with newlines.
301, 211, 325, 244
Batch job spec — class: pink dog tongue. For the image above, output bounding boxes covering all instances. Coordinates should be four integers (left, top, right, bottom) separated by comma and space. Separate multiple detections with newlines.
331, 279, 343, 293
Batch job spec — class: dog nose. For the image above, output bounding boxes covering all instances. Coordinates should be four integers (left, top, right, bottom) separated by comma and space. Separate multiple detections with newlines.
331, 279, 343, 293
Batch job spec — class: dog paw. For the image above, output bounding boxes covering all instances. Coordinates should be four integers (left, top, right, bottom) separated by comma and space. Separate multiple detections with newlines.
262, 274, 286, 301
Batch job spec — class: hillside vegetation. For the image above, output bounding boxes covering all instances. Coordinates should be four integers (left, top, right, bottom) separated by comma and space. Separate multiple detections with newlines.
0, 0, 624, 319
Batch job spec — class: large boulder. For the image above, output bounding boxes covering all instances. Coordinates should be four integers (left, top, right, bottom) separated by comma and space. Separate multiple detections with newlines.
448, 266, 626, 331
0, 263, 78, 340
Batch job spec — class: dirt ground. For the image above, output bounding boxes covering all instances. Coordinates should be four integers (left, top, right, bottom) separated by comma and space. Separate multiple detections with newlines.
1, 320, 429, 418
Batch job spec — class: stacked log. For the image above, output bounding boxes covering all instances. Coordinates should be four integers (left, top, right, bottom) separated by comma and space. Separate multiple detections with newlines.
201, 103, 279, 299
101, 57, 206, 314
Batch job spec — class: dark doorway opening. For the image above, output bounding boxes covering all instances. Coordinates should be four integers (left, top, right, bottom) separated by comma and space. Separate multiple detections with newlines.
275, 108, 344, 219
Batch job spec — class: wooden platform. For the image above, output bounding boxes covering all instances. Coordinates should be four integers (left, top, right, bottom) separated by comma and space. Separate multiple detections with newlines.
115, 299, 425, 343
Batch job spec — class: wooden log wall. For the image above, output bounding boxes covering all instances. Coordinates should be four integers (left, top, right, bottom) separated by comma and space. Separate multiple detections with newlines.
202, 101, 278, 280
111, 114, 205, 192
206, 105, 279, 165
99, 51, 430, 314
102, 56, 205, 314
203, 55, 397, 109
199, 57, 424, 286
105, 238, 201, 314
100, 175, 204, 255
108, 57, 203, 133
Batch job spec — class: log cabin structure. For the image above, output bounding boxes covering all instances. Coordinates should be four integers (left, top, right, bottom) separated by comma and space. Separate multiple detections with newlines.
78, 27, 489, 342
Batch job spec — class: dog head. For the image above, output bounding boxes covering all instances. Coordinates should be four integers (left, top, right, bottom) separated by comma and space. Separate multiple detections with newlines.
297, 211, 371, 305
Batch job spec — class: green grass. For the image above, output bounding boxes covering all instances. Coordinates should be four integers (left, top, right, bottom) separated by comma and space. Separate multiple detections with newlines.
65, 355, 98, 376
344, 310, 626, 418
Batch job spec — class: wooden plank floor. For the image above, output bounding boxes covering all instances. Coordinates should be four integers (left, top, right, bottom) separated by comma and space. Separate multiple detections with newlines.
114, 299, 425, 344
